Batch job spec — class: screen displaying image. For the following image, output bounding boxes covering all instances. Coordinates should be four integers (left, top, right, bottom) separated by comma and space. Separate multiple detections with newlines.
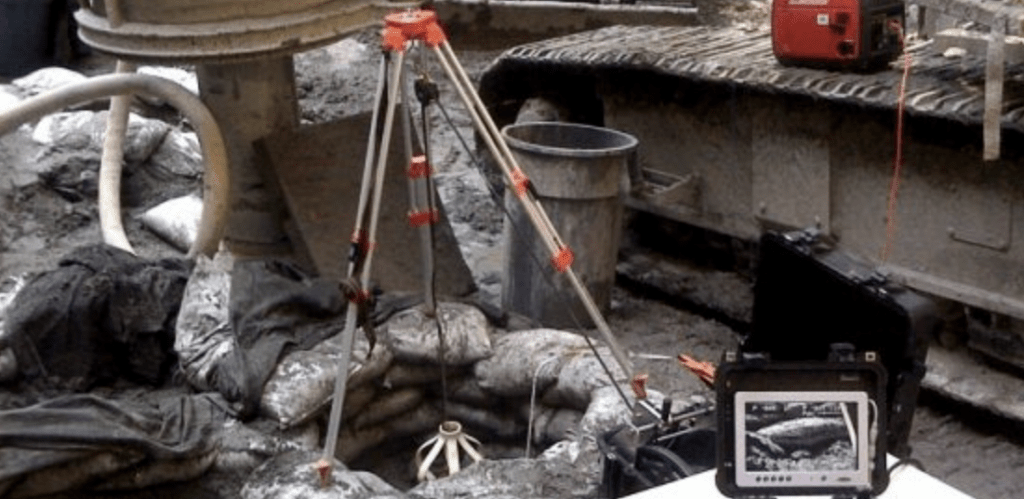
743, 400, 859, 472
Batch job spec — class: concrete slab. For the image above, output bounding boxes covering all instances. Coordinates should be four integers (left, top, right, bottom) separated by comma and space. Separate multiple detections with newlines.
258, 113, 477, 298
922, 344, 1024, 425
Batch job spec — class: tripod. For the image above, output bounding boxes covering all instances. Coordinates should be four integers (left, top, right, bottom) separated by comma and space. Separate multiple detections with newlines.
315, 9, 637, 484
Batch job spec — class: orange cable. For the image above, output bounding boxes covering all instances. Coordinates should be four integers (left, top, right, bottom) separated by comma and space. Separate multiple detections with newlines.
881, 21, 911, 263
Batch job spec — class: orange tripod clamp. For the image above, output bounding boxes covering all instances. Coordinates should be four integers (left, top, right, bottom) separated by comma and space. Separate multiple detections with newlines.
382, 9, 447, 52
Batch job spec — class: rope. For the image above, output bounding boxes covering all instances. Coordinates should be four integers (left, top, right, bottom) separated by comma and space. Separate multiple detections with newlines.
339, 276, 377, 358
526, 356, 560, 457
881, 20, 911, 263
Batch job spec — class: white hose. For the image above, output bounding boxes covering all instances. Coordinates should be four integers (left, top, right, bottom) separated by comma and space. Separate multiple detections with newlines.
0, 73, 230, 257
99, 59, 136, 254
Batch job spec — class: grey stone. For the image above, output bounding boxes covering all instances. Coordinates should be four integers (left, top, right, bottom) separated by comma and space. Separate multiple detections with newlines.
241, 449, 405, 499
406, 437, 604, 499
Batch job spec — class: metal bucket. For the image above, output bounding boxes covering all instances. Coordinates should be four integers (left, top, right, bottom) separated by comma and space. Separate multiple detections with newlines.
501, 121, 637, 328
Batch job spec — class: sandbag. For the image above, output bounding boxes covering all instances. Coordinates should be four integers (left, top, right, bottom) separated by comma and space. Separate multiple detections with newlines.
174, 252, 246, 400
0, 275, 27, 384
137, 66, 199, 96
540, 345, 628, 411
2, 450, 146, 498
148, 129, 203, 179
336, 404, 443, 463
445, 401, 525, 440
0, 392, 229, 498
544, 408, 584, 444
382, 362, 447, 389
382, 301, 493, 366
31, 110, 170, 164
340, 385, 378, 423
12, 67, 87, 97
350, 387, 423, 430
431, 375, 498, 407
241, 450, 402, 499
407, 459, 545, 499
139, 193, 203, 252
473, 329, 589, 397
176, 254, 355, 419
579, 385, 664, 437
260, 331, 393, 429
523, 405, 583, 446
537, 435, 604, 498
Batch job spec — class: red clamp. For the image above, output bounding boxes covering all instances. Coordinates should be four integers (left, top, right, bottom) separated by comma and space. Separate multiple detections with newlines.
350, 229, 376, 256
350, 288, 372, 304
382, 9, 447, 52
407, 155, 433, 179
551, 245, 574, 273
408, 209, 439, 227
677, 354, 716, 389
510, 168, 530, 199
630, 373, 649, 400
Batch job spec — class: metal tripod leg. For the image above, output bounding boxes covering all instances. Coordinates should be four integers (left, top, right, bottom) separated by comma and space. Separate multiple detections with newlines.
429, 40, 636, 382
317, 49, 407, 485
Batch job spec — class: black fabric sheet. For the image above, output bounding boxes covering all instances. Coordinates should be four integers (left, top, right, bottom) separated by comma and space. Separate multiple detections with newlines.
1, 245, 192, 389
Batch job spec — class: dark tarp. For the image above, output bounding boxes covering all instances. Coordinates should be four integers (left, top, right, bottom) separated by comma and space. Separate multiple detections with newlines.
1, 244, 192, 389
0, 392, 230, 498
217, 258, 351, 417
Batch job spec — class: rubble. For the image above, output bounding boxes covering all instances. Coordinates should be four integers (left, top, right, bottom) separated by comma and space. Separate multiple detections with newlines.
241, 450, 404, 499
11, 67, 88, 97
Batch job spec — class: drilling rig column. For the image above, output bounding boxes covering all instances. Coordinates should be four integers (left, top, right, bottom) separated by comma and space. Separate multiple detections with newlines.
196, 57, 298, 256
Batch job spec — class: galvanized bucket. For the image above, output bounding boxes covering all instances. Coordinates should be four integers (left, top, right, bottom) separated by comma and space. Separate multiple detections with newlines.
500, 121, 637, 328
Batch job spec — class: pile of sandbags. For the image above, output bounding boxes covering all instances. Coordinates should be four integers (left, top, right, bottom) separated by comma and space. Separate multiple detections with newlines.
261, 316, 657, 464
172, 251, 656, 495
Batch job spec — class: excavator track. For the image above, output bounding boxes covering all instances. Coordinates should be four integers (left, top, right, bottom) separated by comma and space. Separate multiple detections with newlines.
477, 22, 1024, 428
482, 24, 1024, 130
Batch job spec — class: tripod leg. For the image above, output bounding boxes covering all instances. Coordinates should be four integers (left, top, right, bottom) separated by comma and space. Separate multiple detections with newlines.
436, 42, 566, 244
318, 50, 407, 483
358, 50, 406, 289
429, 42, 635, 381
347, 55, 389, 268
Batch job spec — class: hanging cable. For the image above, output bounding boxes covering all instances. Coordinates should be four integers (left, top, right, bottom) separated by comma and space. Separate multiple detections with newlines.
881, 20, 911, 262
408, 65, 451, 422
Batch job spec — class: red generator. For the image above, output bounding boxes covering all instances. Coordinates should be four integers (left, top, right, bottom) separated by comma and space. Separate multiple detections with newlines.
771, 0, 904, 69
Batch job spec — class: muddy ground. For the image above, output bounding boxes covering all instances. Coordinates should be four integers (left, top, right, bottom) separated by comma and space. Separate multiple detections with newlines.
1, 18, 1023, 499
